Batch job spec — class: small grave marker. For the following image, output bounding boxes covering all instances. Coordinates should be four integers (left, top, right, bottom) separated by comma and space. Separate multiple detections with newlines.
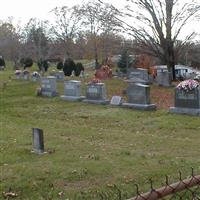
110, 96, 122, 106
32, 128, 44, 154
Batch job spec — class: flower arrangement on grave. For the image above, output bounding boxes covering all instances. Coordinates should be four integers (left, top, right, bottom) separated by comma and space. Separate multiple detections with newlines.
95, 65, 112, 80
88, 78, 102, 84
32, 71, 40, 78
176, 79, 199, 92
15, 70, 22, 75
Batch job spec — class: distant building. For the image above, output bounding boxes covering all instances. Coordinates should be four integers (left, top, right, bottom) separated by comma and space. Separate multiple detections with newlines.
152, 65, 199, 80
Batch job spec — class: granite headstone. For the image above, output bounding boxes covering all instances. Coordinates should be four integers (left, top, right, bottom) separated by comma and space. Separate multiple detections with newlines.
61, 80, 85, 101
170, 87, 200, 116
122, 82, 156, 110
83, 83, 109, 104
40, 76, 58, 97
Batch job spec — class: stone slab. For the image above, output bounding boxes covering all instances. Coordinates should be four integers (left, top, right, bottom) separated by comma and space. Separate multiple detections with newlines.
41, 91, 58, 97
122, 103, 156, 111
82, 99, 110, 105
60, 95, 85, 101
169, 107, 200, 116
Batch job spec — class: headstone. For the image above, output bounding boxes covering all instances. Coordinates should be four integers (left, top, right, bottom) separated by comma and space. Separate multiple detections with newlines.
15, 70, 22, 79
50, 71, 64, 81
23, 71, 30, 80
0, 65, 5, 70
156, 69, 171, 87
128, 68, 149, 84
83, 83, 109, 104
122, 82, 156, 110
40, 76, 58, 97
60, 80, 85, 101
32, 128, 44, 154
110, 96, 123, 106
169, 87, 200, 116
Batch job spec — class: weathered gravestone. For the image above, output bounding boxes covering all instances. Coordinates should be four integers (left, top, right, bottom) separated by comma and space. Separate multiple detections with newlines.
22, 70, 30, 80
110, 96, 123, 106
122, 81, 156, 110
169, 87, 200, 116
32, 128, 44, 154
83, 83, 109, 104
40, 76, 58, 97
50, 71, 64, 81
60, 80, 85, 101
128, 68, 149, 84
15, 70, 22, 79
156, 69, 171, 87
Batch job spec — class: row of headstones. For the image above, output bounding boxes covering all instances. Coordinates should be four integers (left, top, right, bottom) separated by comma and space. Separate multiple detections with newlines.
40, 76, 200, 116
127, 68, 171, 87
15, 70, 65, 81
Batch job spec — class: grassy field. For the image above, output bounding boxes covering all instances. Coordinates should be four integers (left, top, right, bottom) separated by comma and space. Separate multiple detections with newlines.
0, 64, 200, 199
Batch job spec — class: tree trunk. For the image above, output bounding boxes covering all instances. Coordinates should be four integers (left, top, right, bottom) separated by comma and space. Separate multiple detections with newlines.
94, 38, 99, 69
165, 0, 176, 80
166, 40, 176, 80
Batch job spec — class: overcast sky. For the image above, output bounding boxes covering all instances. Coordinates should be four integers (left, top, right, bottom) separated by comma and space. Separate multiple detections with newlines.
0, 0, 199, 40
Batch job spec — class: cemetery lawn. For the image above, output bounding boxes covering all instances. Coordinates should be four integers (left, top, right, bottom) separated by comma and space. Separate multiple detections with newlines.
0, 67, 200, 200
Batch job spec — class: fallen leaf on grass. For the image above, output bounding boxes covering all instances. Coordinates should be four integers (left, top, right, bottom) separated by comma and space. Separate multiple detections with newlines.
2, 191, 18, 198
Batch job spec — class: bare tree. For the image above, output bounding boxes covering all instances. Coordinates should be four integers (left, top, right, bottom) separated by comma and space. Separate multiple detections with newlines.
109, 0, 200, 79
51, 5, 82, 59
80, 1, 122, 68
0, 18, 21, 67
23, 18, 50, 61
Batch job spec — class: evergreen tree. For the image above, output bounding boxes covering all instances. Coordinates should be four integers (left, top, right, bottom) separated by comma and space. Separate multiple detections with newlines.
117, 49, 132, 73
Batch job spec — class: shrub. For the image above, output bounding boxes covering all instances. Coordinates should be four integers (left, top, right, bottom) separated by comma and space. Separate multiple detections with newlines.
63, 58, 76, 76
0, 56, 6, 67
57, 61, 63, 70
74, 62, 84, 76
37, 59, 49, 72
20, 58, 33, 69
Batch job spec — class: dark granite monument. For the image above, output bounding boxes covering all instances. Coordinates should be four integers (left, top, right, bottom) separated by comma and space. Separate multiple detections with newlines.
122, 81, 156, 110
170, 87, 200, 116
32, 128, 44, 154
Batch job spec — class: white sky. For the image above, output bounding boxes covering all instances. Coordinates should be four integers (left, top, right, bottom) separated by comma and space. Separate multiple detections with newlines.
0, 0, 199, 40
0, 0, 125, 23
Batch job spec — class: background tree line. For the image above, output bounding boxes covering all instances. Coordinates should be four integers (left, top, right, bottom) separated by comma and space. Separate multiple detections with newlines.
0, 0, 199, 73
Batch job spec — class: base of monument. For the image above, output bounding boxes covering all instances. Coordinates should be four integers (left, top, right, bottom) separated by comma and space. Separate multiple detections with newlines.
41, 91, 58, 97
122, 103, 156, 111
82, 99, 110, 105
31, 149, 47, 155
169, 107, 200, 116
60, 95, 85, 101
